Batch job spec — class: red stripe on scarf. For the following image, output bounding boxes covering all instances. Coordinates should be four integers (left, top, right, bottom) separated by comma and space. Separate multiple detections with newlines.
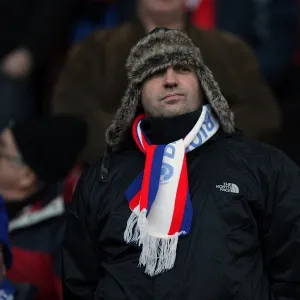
140, 145, 156, 211
168, 155, 189, 235
129, 191, 141, 210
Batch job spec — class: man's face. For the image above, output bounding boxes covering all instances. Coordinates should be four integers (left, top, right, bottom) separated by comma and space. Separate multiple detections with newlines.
0, 129, 36, 201
139, 0, 185, 16
141, 65, 203, 118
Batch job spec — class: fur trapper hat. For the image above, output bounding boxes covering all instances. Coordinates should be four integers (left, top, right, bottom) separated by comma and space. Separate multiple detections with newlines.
106, 27, 234, 147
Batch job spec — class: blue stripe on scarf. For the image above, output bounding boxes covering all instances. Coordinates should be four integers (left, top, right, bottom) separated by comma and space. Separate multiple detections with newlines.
179, 192, 193, 235
147, 145, 166, 213
125, 171, 143, 203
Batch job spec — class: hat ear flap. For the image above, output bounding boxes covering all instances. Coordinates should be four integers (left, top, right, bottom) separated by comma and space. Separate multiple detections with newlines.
196, 65, 235, 134
106, 84, 141, 147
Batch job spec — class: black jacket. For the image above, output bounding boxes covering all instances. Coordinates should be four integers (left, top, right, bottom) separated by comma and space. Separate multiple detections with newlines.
62, 131, 300, 300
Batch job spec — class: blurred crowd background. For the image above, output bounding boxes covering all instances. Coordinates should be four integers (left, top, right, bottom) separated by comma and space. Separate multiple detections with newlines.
0, 0, 299, 299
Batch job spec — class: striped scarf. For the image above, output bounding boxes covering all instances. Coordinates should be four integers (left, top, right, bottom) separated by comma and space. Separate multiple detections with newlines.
124, 105, 219, 276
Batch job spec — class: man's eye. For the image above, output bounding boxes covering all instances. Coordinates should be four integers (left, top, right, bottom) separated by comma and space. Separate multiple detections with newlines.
151, 69, 166, 78
176, 65, 191, 73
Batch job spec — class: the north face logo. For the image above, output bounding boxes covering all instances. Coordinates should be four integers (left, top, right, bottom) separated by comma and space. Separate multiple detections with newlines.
216, 182, 239, 193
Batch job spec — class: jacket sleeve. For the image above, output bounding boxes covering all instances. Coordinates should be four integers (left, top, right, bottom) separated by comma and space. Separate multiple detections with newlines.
221, 32, 282, 143
263, 151, 300, 299
62, 167, 102, 300
0, 196, 12, 270
51, 32, 114, 164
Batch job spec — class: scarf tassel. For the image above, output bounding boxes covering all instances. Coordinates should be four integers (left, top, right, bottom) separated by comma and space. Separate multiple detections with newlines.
124, 209, 148, 245
124, 210, 140, 243
124, 209, 180, 277
139, 232, 180, 276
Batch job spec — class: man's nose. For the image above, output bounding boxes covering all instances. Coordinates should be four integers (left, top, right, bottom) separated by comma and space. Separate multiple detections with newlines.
163, 67, 178, 88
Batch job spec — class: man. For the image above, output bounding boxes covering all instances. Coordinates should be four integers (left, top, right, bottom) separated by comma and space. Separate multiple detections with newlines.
52, 0, 281, 165
0, 116, 87, 300
0, 116, 86, 202
62, 28, 300, 299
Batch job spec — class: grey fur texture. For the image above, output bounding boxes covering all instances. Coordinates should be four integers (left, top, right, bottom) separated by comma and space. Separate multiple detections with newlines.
106, 28, 235, 147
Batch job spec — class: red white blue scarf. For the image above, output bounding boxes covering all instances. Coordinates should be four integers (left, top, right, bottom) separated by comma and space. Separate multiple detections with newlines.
124, 105, 219, 276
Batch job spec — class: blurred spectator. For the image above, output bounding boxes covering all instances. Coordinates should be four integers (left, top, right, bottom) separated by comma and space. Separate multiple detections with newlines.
191, 0, 300, 166
0, 0, 84, 128
272, 3, 300, 166
71, 0, 136, 43
0, 195, 15, 299
52, 0, 281, 165
191, 0, 299, 92
0, 116, 87, 300
42, 0, 136, 116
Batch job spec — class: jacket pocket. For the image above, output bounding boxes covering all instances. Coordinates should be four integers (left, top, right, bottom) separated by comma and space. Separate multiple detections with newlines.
213, 190, 257, 233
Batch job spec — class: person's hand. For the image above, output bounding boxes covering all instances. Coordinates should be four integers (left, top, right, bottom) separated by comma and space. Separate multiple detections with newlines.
1, 48, 33, 78
0, 244, 5, 283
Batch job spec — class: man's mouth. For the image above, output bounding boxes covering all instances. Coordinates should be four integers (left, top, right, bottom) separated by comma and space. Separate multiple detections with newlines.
162, 93, 184, 102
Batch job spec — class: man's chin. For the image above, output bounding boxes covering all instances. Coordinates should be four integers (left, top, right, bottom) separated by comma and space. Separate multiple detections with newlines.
158, 108, 190, 118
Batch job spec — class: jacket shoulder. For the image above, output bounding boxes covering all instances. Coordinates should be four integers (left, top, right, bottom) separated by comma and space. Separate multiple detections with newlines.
76, 148, 144, 212
221, 133, 297, 172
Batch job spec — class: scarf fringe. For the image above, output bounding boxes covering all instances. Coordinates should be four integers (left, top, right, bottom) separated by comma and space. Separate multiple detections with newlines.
139, 233, 180, 277
124, 209, 148, 245
124, 209, 180, 277
124, 211, 140, 243
137, 209, 148, 242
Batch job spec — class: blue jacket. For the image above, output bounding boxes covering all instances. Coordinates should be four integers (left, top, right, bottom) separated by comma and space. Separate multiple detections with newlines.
0, 195, 12, 270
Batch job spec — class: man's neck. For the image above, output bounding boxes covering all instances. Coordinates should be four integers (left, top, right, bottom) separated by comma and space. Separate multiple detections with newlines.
137, 7, 185, 33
